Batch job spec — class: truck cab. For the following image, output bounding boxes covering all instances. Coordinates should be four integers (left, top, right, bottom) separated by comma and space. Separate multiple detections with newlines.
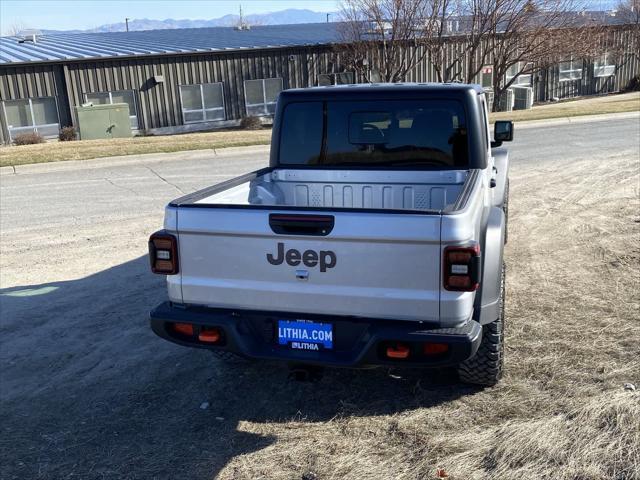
149, 83, 514, 385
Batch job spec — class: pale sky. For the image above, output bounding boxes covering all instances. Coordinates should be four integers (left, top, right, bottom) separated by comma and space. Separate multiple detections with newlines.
0, 0, 340, 34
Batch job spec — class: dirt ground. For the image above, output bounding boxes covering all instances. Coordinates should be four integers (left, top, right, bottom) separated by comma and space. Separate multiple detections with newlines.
0, 118, 639, 479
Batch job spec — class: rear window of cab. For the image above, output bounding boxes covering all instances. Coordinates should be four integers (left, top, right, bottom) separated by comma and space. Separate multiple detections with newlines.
278, 99, 469, 168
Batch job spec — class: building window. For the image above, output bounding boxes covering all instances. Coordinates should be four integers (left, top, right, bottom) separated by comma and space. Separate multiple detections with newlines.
2, 96, 60, 140
594, 53, 616, 77
318, 72, 355, 86
179, 83, 225, 124
559, 57, 583, 81
244, 78, 283, 116
480, 65, 494, 89
505, 62, 532, 86
85, 90, 139, 128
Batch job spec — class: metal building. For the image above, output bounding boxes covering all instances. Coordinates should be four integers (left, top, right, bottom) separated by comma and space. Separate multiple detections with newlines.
0, 22, 638, 144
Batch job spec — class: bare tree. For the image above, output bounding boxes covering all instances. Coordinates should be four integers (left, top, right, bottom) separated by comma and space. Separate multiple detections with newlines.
617, 0, 640, 24
336, 0, 618, 109
424, 0, 498, 83
616, 0, 639, 62
337, 0, 441, 82
488, 0, 599, 110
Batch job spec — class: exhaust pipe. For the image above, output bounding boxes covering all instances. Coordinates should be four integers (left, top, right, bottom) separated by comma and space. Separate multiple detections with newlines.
289, 365, 324, 382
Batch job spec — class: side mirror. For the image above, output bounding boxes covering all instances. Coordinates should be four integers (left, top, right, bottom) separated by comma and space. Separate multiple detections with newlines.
492, 120, 514, 147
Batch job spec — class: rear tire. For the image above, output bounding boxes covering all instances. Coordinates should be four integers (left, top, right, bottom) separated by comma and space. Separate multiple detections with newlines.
457, 263, 505, 386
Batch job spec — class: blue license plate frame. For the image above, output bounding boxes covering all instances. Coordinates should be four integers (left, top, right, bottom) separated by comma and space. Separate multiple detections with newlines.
277, 319, 333, 350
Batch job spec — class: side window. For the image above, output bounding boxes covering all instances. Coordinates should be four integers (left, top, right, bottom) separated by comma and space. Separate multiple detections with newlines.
594, 53, 615, 77
244, 78, 283, 116
278, 102, 323, 165
559, 57, 583, 81
86, 90, 139, 128
481, 98, 490, 151
178, 83, 225, 124
505, 62, 533, 86
480, 66, 493, 89
2, 96, 60, 140
317, 72, 355, 86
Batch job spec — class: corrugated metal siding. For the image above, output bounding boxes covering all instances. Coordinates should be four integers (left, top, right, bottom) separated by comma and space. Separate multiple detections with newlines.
63, 46, 338, 130
538, 28, 639, 102
0, 63, 70, 143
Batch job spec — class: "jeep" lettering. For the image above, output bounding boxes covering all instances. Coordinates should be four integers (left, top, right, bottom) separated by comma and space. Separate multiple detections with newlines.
267, 243, 337, 272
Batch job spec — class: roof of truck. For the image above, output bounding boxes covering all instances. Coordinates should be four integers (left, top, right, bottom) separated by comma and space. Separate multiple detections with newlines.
280, 82, 485, 99
285, 82, 484, 94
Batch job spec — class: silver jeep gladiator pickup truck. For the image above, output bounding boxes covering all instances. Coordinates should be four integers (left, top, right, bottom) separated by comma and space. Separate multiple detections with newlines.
149, 83, 514, 385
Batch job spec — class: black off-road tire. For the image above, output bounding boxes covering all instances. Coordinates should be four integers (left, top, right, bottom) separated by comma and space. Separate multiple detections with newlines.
503, 179, 509, 244
457, 263, 505, 386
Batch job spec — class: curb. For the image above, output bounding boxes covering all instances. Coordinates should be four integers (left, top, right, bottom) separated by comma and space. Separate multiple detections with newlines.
512, 111, 639, 129
0, 143, 271, 176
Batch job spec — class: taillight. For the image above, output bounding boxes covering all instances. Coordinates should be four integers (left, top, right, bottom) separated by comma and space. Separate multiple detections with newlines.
149, 230, 179, 274
173, 323, 193, 336
443, 244, 481, 291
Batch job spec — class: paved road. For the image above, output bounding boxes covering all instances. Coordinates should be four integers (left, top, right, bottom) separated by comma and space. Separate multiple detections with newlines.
2, 114, 638, 254
0, 114, 638, 480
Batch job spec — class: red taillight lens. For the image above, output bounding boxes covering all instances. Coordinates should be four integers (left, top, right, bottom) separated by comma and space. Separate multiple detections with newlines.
443, 244, 481, 292
198, 327, 221, 344
149, 231, 179, 274
423, 343, 449, 356
386, 343, 410, 359
173, 323, 194, 336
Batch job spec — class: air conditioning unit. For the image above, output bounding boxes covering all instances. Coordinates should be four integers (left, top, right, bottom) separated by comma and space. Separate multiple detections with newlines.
483, 88, 495, 112
511, 86, 534, 110
497, 89, 515, 112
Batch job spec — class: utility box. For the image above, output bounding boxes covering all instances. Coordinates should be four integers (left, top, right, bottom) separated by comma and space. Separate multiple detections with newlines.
75, 103, 132, 140
497, 89, 515, 112
511, 86, 534, 110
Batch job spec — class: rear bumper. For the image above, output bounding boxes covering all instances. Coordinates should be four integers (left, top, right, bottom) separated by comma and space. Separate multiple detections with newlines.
149, 302, 482, 368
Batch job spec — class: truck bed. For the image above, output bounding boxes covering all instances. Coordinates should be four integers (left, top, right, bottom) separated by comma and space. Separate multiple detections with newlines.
188, 169, 469, 212
163, 168, 481, 325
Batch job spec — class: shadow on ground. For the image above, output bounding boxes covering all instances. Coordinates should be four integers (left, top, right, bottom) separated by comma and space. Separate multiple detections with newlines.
0, 256, 476, 480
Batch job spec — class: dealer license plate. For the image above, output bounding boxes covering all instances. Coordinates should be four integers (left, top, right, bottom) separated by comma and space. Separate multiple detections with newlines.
277, 320, 333, 351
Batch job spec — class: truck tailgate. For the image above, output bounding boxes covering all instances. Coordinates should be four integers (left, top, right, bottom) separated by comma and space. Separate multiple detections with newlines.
176, 208, 442, 322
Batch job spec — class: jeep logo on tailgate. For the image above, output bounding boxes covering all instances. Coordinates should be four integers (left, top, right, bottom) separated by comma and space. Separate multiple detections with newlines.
267, 242, 337, 272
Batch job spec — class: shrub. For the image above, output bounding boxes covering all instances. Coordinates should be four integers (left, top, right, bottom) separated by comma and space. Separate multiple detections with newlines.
624, 75, 639, 92
58, 126, 77, 142
135, 129, 155, 137
240, 116, 263, 130
13, 132, 45, 146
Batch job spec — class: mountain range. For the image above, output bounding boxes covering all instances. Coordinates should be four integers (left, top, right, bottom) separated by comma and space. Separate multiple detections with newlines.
41, 9, 339, 34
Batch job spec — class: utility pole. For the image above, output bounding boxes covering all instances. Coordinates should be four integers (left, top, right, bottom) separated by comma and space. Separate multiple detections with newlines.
125, 18, 130, 32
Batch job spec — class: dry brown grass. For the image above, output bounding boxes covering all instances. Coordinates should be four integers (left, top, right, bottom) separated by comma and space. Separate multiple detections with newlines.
493, 91, 640, 122
214, 145, 640, 479
0, 128, 272, 167
1, 92, 637, 169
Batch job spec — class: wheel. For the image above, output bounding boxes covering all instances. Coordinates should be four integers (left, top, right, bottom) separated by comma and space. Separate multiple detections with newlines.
457, 263, 505, 386
503, 179, 509, 244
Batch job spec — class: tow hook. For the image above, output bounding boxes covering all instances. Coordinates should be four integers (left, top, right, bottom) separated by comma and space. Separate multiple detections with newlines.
288, 365, 324, 382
